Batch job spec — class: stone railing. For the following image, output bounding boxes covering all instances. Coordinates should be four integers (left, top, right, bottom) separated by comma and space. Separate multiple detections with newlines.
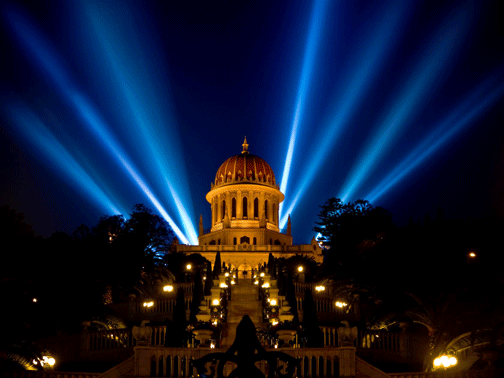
131, 297, 192, 315
389, 371, 487, 378
87, 325, 171, 351
320, 327, 402, 350
135, 346, 357, 378
0, 372, 99, 378
178, 244, 319, 254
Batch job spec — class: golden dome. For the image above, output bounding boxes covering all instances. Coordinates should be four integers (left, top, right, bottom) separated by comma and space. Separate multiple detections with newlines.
213, 138, 277, 188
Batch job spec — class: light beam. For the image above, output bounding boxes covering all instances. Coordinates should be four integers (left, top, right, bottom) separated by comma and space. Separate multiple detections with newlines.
6, 104, 125, 217
338, 7, 470, 202
279, 1, 408, 227
365, 78, 504, 203
279, 0, 330, 215
5, 9, 193, 244
81, 0, 198, 244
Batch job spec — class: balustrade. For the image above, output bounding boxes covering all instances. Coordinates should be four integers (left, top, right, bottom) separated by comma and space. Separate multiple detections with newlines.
137, 346, 351, 378
320, 326, 402, 351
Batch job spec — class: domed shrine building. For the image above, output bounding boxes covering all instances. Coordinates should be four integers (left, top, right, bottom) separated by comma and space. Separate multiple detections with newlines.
177, 138, 322, 273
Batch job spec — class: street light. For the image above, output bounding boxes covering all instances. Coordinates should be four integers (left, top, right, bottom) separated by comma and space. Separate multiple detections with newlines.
297, 266, 304, 273
433, 355, 457, 369
163, 285, 174, 292
186, 264, 192, 270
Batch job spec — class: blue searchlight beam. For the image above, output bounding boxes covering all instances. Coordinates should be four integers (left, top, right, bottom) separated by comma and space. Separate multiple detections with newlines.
338, 7, 470, 202
279, 0, 330, 217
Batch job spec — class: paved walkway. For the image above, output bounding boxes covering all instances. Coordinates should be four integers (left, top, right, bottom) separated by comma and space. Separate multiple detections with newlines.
221, 279, 263, 346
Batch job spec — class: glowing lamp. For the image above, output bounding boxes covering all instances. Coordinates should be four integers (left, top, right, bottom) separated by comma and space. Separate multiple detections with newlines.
260, 272, 265, 277
212, 299, 220, 306
297, 266, 304, 272
315, 285, 325, 292
271, 319, 279, 326
254, 280, 259, 285
262, 283, 270, 288
231, 280, 235, 285
32, 298, 38, 303
468, 252, 476, 258
143, 301, 154, 308
186, 264, 192, 270
219, 283, 228, 288
163, 285, 174, 292
42, 356, 56, 367
433, 355, 457, 369
270, 299, 277, 306
225, 272, 229, 277
210, 342, 216, 349
335, 301, 348, 308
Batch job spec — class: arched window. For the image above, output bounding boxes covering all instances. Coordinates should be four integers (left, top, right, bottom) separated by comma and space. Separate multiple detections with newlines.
254, 198, 259, 218
218, 239, 221, 245
240, 236, 250, 244
233, 237, 237, 245
274, 240, 281, 245
221, 200, 226, 220
242, 197, 248, 218
231, 198, 236, 218
264, 200, 269, 220
272, 203, 276, 223
269, 239, 272, 245
253, 237, 257, 245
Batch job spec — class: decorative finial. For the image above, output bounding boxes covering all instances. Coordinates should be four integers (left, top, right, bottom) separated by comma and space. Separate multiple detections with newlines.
242, 136, 249, 154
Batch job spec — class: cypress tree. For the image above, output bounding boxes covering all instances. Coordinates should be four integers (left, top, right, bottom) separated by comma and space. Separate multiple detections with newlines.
213, 251, 222, 278
189, 269, 203, 324
285, 271, 299, 323
165, 287, 187, 347
302, 289, 323, 347
204, 262, 213, 296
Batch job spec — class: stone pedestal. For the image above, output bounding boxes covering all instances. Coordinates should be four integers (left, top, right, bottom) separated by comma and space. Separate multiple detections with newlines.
134, 347, 152, 377
338, 346, 356, 377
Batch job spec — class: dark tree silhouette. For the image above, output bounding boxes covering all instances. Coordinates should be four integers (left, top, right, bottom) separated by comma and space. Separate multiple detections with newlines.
189, 268, 204, 323
213, 251, 222, 278
314, 198, 393, 275
301, 289, 323, 347
166, 287, 188, 347
204, 262, 213, 296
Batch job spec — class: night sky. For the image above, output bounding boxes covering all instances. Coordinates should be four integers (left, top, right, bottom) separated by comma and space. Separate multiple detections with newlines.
1, 0, 503, 245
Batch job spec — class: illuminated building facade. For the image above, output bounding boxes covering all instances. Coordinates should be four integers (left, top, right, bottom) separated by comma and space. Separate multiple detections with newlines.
178, 138, 323, 272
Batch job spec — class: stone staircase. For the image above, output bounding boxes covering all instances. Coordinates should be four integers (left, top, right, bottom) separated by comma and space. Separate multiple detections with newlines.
221, 279, 264, 346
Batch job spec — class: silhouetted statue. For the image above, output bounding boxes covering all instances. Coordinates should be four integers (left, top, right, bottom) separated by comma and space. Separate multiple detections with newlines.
193, 315, 299, 378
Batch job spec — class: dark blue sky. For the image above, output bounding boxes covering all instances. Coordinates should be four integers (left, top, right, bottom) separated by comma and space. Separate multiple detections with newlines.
1, 0, 503, 244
